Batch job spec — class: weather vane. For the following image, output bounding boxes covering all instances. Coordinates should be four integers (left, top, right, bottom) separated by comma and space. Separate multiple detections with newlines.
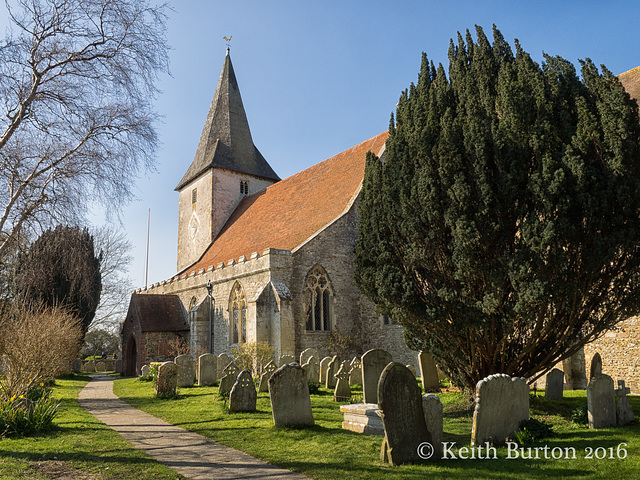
223, 35, 232, 49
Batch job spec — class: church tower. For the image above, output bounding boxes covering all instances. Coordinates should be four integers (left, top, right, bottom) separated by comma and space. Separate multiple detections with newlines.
176, 49, 280, 271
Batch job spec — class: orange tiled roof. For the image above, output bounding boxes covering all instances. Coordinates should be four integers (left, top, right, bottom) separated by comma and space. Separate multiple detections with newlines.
181, 131, 388, 276
620, 66, 640, 105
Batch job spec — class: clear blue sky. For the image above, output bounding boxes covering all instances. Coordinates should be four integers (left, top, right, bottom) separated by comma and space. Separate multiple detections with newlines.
6, 1, 640, 288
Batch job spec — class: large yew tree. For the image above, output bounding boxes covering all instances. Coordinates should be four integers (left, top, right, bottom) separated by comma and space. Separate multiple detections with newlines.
355, 26, 640, 391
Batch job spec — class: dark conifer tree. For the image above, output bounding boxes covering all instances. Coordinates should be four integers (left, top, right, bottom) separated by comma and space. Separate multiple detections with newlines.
15, 226, 102, 335
355, 25, 640, 391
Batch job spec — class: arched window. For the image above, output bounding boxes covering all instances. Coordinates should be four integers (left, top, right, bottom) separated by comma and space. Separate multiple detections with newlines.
304, 265, 332, 331
229, 282, 247, 344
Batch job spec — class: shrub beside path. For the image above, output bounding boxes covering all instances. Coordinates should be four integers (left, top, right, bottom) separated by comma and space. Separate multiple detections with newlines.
78, 373, 310, 480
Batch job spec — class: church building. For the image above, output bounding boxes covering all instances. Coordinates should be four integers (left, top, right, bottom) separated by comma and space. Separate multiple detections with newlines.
121, 49, 417, 375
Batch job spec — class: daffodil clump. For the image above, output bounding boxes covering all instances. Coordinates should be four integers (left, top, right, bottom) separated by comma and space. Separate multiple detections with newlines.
0, 381, 60, 437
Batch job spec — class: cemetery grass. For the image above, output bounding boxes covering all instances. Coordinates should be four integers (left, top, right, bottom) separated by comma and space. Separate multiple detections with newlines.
0, 374, 186, 480
114, 379, 640, 480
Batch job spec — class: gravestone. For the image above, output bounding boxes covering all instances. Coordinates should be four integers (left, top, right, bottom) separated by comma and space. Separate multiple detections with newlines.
198, 353, 217, 386
349, 357, 362, 386
155, 362, 178, 397
319, 356, 332, 384
217, 353, 233, 380
259, 360, 277, 392
300, 348, 319, 366
325, 356, 339, 389
418, 350, 440, 392
471, 374, 529, 446
340, 403, 384, 435
587, 373, 616, 429
174, 354, 194, 387
141, 364, 150, 377
305, 356, 320, 384
268, 363, 314, 427
422, 394, 443, 460
562, 349, 588, 389
95, 361, 107, 372
219, 361, 240, 395
406, 365, 417, 378
615, 380, 634, 426
229, 370, 257, 412
378, 363, 432, 465
114, 359, 123, 374
334, 361, 352, 402
589, 352, 602, 381
545, 368, 564, 400
72, 360, 82, 373
278, 354, 295, 366
361, 349, 392, 404
83, 360, 95, 373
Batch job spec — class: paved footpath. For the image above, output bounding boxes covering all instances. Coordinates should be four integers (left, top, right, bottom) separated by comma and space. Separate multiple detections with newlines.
78, 373, 310, 480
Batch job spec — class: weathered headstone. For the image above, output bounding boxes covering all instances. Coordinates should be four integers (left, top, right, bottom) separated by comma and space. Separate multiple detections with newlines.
305, 356, 320, 384
422, 394, 443, 460
114, 359, 123, 374
589, 352, 602, 381
545, 368, 564, 400
615, 380, 634, 426
198, 353, 217, 386
259, 360, 277, 392
95, 361, 107, 372
361, 348, 392, 404
72, 360, 82, 373
268, 363, 315, 427
155, 362, 178, 397
319, 356, 332, 384
229, 370, 257, 412
141, 364, 150, 377
334, 361, 352, 402
300, 348, 319, 366
471, 374, 529, 446
587, 373, 616, 429
562, 348, 588, 389
378, 363, 432, 465
349, 357, 362, 386
406, 365, 417, 378
217, 353, 233, 380
174, 354, 195, 387
325, 355, 339, 389
83, 360, 96, 373
278, 354, 295, 366
418, 350, 439, 392
219, 361, 239, 395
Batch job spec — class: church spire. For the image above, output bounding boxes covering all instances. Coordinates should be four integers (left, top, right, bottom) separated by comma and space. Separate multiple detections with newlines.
175, 50, 279, 191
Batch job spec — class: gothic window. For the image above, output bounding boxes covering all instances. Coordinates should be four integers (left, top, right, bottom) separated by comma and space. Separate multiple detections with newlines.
229, 282, 247, 344
304, 265, 332, 332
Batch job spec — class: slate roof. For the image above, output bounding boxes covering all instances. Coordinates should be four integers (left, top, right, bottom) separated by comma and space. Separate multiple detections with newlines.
126, 294, 189, 332
620, 65, 640, 106
180, 130, 389, 276
175, 49, 279, 190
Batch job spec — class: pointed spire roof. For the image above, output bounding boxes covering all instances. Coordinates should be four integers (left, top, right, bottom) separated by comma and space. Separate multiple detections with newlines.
176, 49, 279, 190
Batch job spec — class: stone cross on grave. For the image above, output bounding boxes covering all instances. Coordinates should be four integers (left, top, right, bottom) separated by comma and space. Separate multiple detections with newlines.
615, 380, 631, 397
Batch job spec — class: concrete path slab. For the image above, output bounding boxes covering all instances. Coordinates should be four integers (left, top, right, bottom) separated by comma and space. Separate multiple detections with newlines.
78, 374, 309, 480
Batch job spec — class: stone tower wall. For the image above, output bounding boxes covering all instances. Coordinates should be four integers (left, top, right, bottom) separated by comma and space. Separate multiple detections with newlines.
176, 169, 276, 272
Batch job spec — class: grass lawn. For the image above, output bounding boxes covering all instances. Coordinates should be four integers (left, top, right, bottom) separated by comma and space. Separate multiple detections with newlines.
113, 378, 640, 480
0, 374, 186, 480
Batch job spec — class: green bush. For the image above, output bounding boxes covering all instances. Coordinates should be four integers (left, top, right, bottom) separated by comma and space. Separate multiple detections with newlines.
0, 390, 60, 437
308, 381, 320, 395
515, 418, 555, 445
572, 403, 589, 425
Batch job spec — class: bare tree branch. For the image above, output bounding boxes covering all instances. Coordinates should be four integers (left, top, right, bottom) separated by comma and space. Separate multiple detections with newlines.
0, 0, 170, 259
